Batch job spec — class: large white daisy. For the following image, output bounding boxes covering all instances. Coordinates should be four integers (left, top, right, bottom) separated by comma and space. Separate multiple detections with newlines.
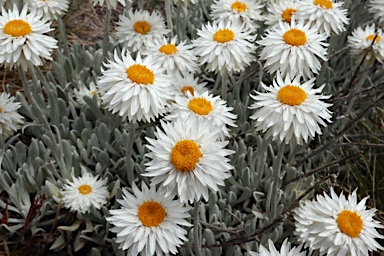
26, 0, 69, 20
143, 36, 198, 75
193, 19, 256, 75
170, 72, 207, 99
210, 0, 264, 30
107, 182, 191, 255
348, 24, 384, 65
165, 90, 237, 138
264, 0, 299, 29
249, 238, 306, 256
92, 0, 127, 9
143, 121, 234, 203
0, 4, 57, 71
115, 9, 170, 53
294, 187, 384, 256
295, 0, 349, 35
0, 92, 24, 138
369, 0, 384, 23
257, 18, 328, 79
61, 172, 109, 214
97, 50, 172, 123
249, 71, 332, 145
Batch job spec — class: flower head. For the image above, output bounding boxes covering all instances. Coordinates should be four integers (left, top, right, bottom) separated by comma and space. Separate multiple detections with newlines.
92, 0, 127, 9
0, 92, 24, 138
26, 0, 69, 20
0, 4, 57, 71
144, 121, 234, 203
257, 19, 328, 78
249, 71, 332, 145
171, 72, 207, 98
97, 50, 172, 123
249, 238, 306, 256
264, 0, 299, 29
74, 81, 100, 106
61, 173, 109, 214
116, 10, 170, 52
107, 182, 191, 255
294, 187, 384, 256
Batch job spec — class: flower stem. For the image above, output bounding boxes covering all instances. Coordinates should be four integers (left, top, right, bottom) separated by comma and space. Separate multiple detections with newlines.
193, 199, 202, 256
221, 72, 228, 100
126, 122, 136, 184
102, 8, 112, 61
165, 0, 174, 37
270, 141, 285, 220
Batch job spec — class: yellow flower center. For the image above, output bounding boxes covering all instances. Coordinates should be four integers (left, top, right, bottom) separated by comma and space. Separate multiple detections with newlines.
181, 86, 194, 96
231, 1, 247, 13
313, 0, 333, 9
126, 64, 154, 85
91, 90, 97, 95
171, 140, 202, 173
336, 210, 363, 238
0, 107, 3, 113
78, 184, 92, 195
134, 21, 151, 35
138, 201, 166, 227
283, 28, 307, 46
3, 19, 32, 37
277, 85, 307, 106
366, 34, 381, 44
213, 28, 235, 43
281, 8, 297, 23
159, 43, 178, 55
188, 97, 213, 115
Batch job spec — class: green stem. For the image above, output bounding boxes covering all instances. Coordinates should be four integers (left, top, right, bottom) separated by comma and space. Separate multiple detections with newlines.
270, 141, 285, 220
193, 199, 202, 256
126, 122, 136, 184
102, 8, 112, 61
165, 0, 174, 37
221, 72, 228, 100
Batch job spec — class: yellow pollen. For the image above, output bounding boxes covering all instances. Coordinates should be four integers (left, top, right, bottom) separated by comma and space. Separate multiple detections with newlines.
134, 21, 151, 34
313, 0, 333, 9
171, 140, 202, 173
281, 8, 297, 23
181, 86, 194, 96
277, 85, 307, 106
91, 90, 97, 95
78, 184, 92, 195
366, 34, 381, 43
283, 28, 307, 46
159, 43, 178, 55
336, 210, 363, 238
126, 64, 154, 85
3, 19, 32, 37
231, 1, 247, 13
188, 97, 213, 115
213, 28, 235, 43
138, 201, 166, 227
0, 107, 3, 113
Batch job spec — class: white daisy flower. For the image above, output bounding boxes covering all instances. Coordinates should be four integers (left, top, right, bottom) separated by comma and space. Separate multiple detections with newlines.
249, 71, 332, 145
61, 172, 109, 214
348, 24, 384, 65
74, 81, 101, 106
97, 50, 172, 123
295, 0, 349, 35
143, 36, 198, 75
210, 0, 264, 30
165, 90, 237, 138
0, 92, 24, 138
257, 19, 328, 79
193, 19, 256, 75
92, 0, 127, 9
143, 121, 235, 203
249, 238, 306, 256
264, 0, 299, 29
294, 187, 384, 256
171, 72, 207, 98
107, 182, 191, 255
0, 4, 57, 71
369, 0, 384, 23
26, 0, 69, 20
116, 9, 170, 53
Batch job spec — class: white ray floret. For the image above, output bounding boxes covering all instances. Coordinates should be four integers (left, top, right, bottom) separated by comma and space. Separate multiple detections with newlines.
369, 0, 384, 23
0, 92, 24, 138
264, 0, 299, 29
26, 0, 69, 20
249, 238, 306, 256
170, 72, 207, 98
92, 0, 127, 9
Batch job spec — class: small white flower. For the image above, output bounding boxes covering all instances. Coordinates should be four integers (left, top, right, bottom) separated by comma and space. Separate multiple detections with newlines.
61, 173, 109, 214
0, 4, 57, 71
116, 9, 170, 53
144, 121, 235, 203
264, 0, 298, 29
193, 19, 256, 75
97, 50, 172, 123
257, 18, 328, 79
0, 92, 24, 138
26, 0, 69, 20
294, 187, 384, 256
249, 71, 332, 145
74, 81, 100, 106
143, 36, 198, 75
170, 72, 207, 98
369, 0, 384, 23
107, 182, 191, 255
249, 238, 306, 256
92, 0, 127, 9
295, 0, 349, 35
